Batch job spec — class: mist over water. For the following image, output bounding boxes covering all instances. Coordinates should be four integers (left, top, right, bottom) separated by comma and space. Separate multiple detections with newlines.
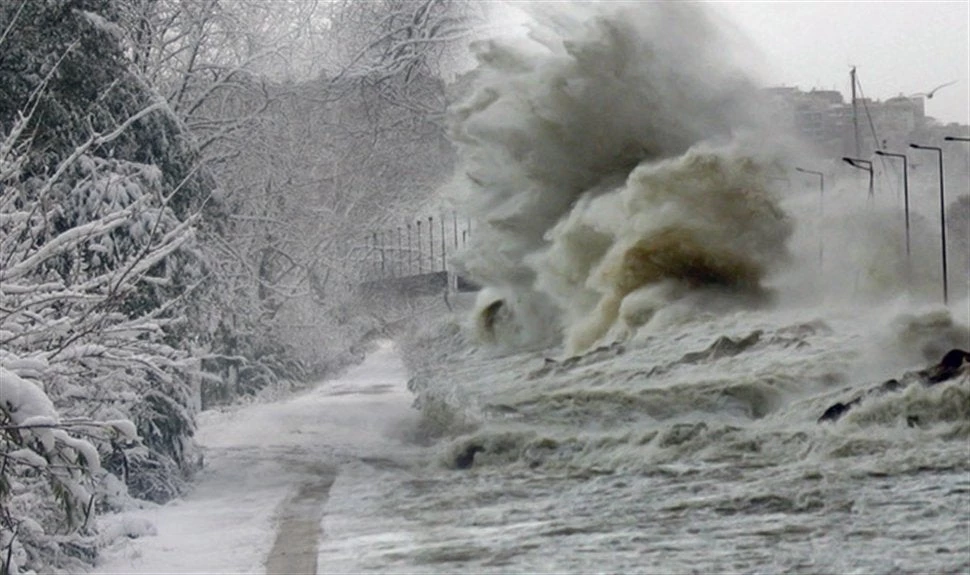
449, 3, 797, 353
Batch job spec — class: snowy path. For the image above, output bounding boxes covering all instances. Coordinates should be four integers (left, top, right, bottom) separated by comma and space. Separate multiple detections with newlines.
97, 341, 418, 574
265, 467, 335, 574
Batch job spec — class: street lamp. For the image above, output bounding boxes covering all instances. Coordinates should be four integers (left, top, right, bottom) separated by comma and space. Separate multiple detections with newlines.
944, 136, 970, 142
874, 150, 911, 263
842, 157, 874, 198
795, 167, 825, 266
909, 143, 948, 305
794, 167, 825, 194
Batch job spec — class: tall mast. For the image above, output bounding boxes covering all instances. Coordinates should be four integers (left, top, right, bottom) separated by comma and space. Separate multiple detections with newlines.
851, 66, 861, 157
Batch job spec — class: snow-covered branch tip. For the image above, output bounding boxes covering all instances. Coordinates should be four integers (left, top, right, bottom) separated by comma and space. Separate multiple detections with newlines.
35, 102, 166, 200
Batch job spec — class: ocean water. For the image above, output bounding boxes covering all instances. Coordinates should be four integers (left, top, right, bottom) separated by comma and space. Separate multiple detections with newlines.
304, 299, 967, 574
313, 3, 969, 573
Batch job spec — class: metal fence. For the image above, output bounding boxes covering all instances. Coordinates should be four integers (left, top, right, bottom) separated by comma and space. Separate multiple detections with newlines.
358, 212, 476, 294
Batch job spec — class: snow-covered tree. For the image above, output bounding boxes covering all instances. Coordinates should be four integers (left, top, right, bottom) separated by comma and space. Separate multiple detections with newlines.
325, 0, 484, 118
106, 0, 475, 401
1, 1, 213, 570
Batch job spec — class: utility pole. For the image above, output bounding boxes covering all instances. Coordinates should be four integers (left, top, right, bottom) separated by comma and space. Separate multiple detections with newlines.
851, 67, 864, 158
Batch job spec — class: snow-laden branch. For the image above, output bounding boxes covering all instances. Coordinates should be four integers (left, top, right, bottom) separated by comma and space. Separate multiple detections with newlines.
35, 102, 166, 200
0, 201, 145, 282
107, 214, 198, 293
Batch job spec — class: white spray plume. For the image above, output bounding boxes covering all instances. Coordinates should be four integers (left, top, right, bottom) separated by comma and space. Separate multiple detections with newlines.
449, 2, 794, 353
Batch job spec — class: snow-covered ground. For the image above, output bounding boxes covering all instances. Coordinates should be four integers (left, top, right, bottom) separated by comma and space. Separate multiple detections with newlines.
97, 341, 420, 574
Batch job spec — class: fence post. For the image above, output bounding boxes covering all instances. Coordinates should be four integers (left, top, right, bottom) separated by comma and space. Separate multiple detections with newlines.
371, 232, 379, 278
397, 226, 403, 277
440, 215, 446, 272
416, 220, 423, 273
407, 222, 412, 275
429, 216, 434, 272
380, 230, 386, 278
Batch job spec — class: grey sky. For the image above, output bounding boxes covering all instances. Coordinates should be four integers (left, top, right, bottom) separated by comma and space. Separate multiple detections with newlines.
715, 1, 970, 125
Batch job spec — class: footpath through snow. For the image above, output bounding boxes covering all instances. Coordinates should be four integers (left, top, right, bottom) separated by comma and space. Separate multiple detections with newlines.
97, 341, 418, 574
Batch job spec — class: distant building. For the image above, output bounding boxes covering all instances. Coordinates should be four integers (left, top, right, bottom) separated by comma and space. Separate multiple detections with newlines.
763, 85, 943, 159
765, 87, 844, 154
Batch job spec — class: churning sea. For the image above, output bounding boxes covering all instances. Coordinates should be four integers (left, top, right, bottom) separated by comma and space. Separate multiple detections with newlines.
311, 297, 969, 574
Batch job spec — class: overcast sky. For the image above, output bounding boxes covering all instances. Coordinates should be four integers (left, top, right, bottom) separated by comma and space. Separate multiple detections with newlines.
714, 1, 970, 125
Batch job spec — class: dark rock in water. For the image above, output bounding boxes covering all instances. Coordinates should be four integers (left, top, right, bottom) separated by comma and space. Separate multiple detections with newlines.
879, 379, 903, 392
923, 349, 970, 383
455, 444, 485, 470
818, 398, 862, 423
818, 349, 969, 423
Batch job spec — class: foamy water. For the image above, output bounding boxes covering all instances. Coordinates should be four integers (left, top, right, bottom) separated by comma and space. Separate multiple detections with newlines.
346, 3, 970, 572
296, 298, 964, 574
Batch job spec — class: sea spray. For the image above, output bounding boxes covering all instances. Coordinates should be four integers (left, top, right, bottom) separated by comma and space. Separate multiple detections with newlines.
449, 3, 792, 351
536, 149, 792, 353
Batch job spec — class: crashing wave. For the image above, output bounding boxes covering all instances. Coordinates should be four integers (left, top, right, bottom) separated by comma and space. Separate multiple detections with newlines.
450, 2, 793, 352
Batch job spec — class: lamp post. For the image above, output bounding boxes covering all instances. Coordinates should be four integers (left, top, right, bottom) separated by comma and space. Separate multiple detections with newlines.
842, 157, 874, 198
874, 150, 911, 262
794, 167, 824, 194
944, 136, 970, 142
909, 143, 947, 305
795, 167, 825, 266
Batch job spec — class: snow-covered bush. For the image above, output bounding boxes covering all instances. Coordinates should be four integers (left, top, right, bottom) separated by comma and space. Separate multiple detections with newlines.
0, 362, 137, 575
0, 101, 204, 571
1, 2, 213, 570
